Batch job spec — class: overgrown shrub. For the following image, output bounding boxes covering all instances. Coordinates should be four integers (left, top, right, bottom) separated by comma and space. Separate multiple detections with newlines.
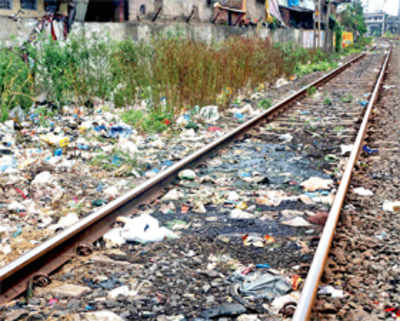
0, 47, 35, 120
0, 33, 346, 124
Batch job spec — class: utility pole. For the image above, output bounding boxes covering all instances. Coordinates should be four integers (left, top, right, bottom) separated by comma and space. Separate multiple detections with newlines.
313, 0, 321, 49
324, 0, 332, 52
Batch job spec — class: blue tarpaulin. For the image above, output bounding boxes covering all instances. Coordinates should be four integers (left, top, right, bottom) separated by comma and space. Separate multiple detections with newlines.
288, 0, 300, 6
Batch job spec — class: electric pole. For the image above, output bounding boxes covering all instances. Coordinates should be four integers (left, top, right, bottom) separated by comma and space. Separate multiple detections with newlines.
314, 0, 321, 49
324, 0, 332, 52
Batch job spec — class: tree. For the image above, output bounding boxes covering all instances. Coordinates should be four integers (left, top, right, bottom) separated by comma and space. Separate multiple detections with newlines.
340, 0, 367, 39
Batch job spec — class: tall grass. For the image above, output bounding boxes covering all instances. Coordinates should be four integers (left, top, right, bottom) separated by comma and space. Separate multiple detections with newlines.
0, 33, 336, 121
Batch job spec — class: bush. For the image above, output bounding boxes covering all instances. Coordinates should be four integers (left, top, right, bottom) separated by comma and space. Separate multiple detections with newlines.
0, 47, 35, 120
0, 34, 344, 129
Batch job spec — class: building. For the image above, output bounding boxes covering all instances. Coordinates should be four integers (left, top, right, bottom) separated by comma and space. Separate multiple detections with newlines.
364, 11, 386, 35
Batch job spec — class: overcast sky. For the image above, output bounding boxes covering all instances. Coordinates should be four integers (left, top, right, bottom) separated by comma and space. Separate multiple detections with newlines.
364, 0, 399, 15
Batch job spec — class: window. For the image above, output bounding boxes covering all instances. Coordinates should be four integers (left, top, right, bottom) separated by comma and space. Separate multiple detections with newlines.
21, 0, 37, 10
0, 0, 12, 9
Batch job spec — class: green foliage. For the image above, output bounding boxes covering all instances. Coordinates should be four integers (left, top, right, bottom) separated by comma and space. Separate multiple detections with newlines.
0, 47, 35, 120
0, 34, 348, 131
121, 109, 172, 133
340, 2, 367, 38
297, 60, 338, 76
307, 86, 317, 96
91, 148, 137, 171
341, 94, 353, 103
258, 98, 272, 110
323, 97, 332, 106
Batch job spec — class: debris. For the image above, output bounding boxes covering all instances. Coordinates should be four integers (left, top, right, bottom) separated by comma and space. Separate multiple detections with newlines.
82, 310, 125, 321
382, 200, 400, 213
279, 133, 293, 143
117, 215, 178, 244
300, 177, 333, 192
340, 144, 353, 155
49, 212, 79, 231
49, 284, 91, 298
242, 234, 268, 247
353, 187, 373, 196
271, 292, 300, 314
107, 285, 137, 299
103, 228, 126, 248
233, 269, 291, 301
230, 209, 254, 219
306, 211, 329, 226
199, 105, 220, 123
104, 186, 119, 200
200, 303, 247, 318
275, 78, 289, 88
318, 285, 344, 298
178, 169, 196, 180
282, 217, 311, 227
226, 191, 240, 202
362, 145, 378, 154
256, 190, 287, 207
193, 200, 207, 214
237, 315, 260, 321
162, 189, 183, 201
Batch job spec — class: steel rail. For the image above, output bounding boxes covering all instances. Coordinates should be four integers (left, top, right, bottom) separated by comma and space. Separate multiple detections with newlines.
0, 52, 366, 304
292, 47, 392, 321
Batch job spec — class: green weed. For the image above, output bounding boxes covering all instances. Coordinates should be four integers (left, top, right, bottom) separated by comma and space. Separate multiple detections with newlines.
258, 98, 272, 110
307, 86, 317, 96
323, 97, 332, 106
90, 148, 137, 171
341, 94, 353, 103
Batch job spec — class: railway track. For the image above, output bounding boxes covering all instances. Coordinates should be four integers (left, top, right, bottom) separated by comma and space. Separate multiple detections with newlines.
0, 44, 391, 320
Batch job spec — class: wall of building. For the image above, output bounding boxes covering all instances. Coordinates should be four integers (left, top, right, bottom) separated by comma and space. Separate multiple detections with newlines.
0, 18, 327, 50
129, 0, 213, 22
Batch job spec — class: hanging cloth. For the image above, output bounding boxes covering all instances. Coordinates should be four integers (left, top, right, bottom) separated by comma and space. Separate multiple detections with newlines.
265, 0, 273, 23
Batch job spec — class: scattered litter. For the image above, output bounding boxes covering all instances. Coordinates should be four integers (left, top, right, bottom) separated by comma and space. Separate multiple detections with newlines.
275, 78, 289, 88
383, 85, 395, 90
117, 215, 178, 244
271, 292, 300, 314
279, 133, 293, 143
353, 187, 373, 196
49, 212, 79, 231
318, 285, 344, 298
199, 105, 220, 123
234, 113, 245, 121
162, 189, 183, 201
383, 201, 400, 213
376, 231, 387, 240
230, 209, 254, 219
104, 186, 119, 200
103, 228, 125, 248
363, 145, 378, 154
359, 101, 368, 107
340, 144, 353, 155
178, 169, 196, 180
301, 177, 333, 192
226, 191, 240, 202
107, 286, 137, 299
231, 269, 291, 301
200, 303, 247, 318
282, 217, 311, 227
242, 234, 267, 247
